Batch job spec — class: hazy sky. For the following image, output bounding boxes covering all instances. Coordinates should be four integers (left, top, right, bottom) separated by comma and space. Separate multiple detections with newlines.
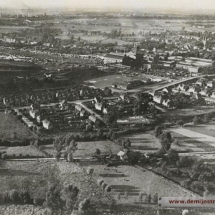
0, 0, 215, 11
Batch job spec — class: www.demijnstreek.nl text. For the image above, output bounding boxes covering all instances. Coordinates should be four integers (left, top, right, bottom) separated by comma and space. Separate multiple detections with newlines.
158, 197, 215, 208
169, 199, 215, 205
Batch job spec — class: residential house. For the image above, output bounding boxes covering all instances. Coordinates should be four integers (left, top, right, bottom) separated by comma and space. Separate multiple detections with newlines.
29, 110, 39, 119
42, 119, 53, 130
89, 115, 98, 123
75, 105, 82, 112
95, 102, 103, 111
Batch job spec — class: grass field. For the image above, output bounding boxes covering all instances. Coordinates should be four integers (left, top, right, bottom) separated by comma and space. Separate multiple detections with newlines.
162, 105, 215, 120
84, 74, 163, 90
41, 140, 122, 158
0, 26, 33, 34
57, 161, 113, 205
0, 160, 59, 200
0, 160, 113, 207
0, 112, 37, 140
6, 145, 46, 158
122, 132, 160, 154
74, 140, 122, 158
185, 122, 215, 138
171, 131, 215, 152
83, 163, 195, 204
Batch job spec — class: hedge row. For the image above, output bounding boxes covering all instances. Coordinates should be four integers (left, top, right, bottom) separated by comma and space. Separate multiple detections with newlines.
2, 189, 45, 206
0, 138, 53, 147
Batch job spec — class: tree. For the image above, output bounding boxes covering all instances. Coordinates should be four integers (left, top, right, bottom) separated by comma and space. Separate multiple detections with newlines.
138, 193, 144, 204
95, 149, 101, 157
145, 194, 151, 203
53, 136, 64, 153
104, 87, 112, 97
67, 153, 73, 162
203, 114, 210, 123
159, 131, 172, 151
9, 190, 21, 203
180, 179, 192, 189
45, 183, 79, 215
154, 126, 163, 138
117, 193, 121, 200
55, 151, 61, 161
153, 193, 158, 204
166, 149, 179, 164
124, 191, 128, 199
176, 120, 184, 126
193, 116, 202, 125
78, 198, 91, 214
111, 132, 118, 141
96, 129, 103, 139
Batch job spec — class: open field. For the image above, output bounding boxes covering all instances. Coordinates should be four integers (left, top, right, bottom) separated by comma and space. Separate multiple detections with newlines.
0, 112, 37, 140
121, 129, 215, 163
74, 140, 122, 158
57, 161, 113, 205
171, 127, 215, 149
81, 163, 195, 205
6, 145, 46, 158
185, 122, 215, 138
0, 160, 113, 207
171, 131, 214, 152
0, 160, 59, 200
100, 38, 133, 45
84, 74, 164, 90
42, 140, 122, 158
122, 132, 160, 154
161, 106, 215, 120
52, 18, 214, 36
0, 26, 33, 34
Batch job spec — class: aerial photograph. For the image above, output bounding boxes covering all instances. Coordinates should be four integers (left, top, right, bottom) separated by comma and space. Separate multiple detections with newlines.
1, 0, 215, 214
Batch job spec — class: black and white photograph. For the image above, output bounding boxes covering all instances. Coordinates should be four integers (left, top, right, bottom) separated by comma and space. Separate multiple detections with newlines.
0, 0, 215, 214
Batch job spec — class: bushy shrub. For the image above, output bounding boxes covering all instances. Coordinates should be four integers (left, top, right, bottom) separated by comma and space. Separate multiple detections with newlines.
176, 120, 184, 126
138, 193, 144, 203
34, 198, 45, 206
105, 185, 111, 192
190, 181, 205, 193
181, 179, 192, 189
101, 183, 107, 190
193, 116, 202, 125
19, 190, 31, 204
153, 193, 158, 204
78, 198, 91, 212
117, 193, 121, 200
1, 153, 7, 160
2, 191, 10, 203
87, 167, 94, 175
17, 115, 22, 120
178, 157, 195, 167
9, 189, 21, 203
97, 179, 104, 186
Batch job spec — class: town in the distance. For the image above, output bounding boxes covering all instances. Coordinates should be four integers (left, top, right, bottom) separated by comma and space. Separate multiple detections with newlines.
0, 6, 215, 215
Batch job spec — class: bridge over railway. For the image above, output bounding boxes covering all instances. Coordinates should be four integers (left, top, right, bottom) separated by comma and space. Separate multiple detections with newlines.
152, 75, 205, 93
